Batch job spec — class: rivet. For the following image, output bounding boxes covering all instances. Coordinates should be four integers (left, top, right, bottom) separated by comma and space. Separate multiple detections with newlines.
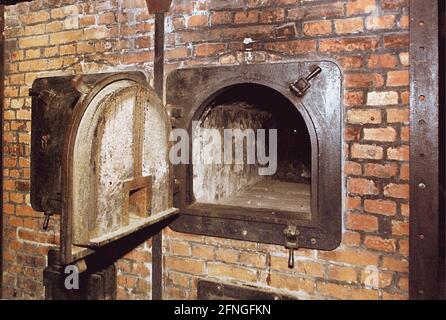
419, 234, 425, 240
418, 183, 426, 190
418, 119, 426, 125
274, 296, 281, 300
419, 153, 425, 158
419, 21, 425, 26
242, 230, 248, 236
370, 116, 375, 121
311, 238, 317, 245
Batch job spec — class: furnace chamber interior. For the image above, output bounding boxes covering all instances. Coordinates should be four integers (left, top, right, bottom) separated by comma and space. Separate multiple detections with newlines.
193, 84, 312, 215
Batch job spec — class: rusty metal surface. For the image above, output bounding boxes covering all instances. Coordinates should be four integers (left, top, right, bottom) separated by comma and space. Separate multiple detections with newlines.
409, 1, 442, 300
152, 11, 166, 301
31, 72, 178, 265
31, 76, 81, 214
145, 0, 172, 13
197, 280, 296, 300
31, 72, 145, 215
441, 0, 446, 300
166, 61, 342, 250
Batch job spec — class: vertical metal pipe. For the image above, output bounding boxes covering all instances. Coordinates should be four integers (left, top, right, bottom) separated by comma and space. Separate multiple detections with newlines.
154, 12, 165, 99
152, 11, 165, 301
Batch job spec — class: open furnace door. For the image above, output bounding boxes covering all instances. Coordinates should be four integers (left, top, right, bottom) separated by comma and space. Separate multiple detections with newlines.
31, 72, 178, 265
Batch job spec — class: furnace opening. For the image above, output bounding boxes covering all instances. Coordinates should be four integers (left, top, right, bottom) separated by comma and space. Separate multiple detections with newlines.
192, 83, 312, 215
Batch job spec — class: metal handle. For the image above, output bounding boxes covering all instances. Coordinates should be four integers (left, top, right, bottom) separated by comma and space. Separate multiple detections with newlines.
283, 225, 299, 269
306, 66, 322, 81
43, 212, 53, 230
288, 248, 295, 269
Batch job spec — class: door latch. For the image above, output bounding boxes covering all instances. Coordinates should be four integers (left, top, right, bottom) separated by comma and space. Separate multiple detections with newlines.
283, 225, 300, 269
43, 212, 53, 230
290, 66, 322, 97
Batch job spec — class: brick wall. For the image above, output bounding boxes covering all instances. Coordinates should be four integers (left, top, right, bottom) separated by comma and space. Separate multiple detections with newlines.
2, 0, 157, 300
2, 0, 410, 300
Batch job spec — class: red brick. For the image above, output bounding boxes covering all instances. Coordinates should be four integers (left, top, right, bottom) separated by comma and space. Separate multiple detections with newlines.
351, 143, 383, 160
346, 213, 379, 232
320, 37, 379, 52
264, 40, 316, 55
347, 177, 379, 195
269, 273, 314, 293
165, 257, 205, 275
363, 127, 397, 142
392, 220, 409, 236
188, 15, 208, 27
400, 163, 409, 180
387, 146, 409, 161
347, 0, 376, 15
364, 163, 398, 178
335, 18, 364, 34
344, 91, 364, 107
234, 11, 259, 24
317, 282, 378, 300
211, 11, 233, 25
364, 199, 397, 216
195, 43, 226, 57
366, 15, 395, 30
384, 34, 409, 49
347, 109, 381, 124
387, 70, 409, 87
345, 73, 384, 88
382, 257, 408, 272
387, 108, 409, 123
326, 265, 358, 283
384, 183, 409, 199
364, 236, 397, 253
368, 53, 398, 69
208, 263, 257, 282
338, 56, 364, 69
303, 20, 332, 36
345, 161, 362, 175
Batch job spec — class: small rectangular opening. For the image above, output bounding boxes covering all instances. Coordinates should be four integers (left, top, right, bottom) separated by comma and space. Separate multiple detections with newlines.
129, 187, 149, 218
123, 176, 153, 221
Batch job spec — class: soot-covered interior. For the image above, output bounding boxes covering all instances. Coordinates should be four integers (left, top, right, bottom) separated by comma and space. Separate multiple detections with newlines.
192, 84, 312, 216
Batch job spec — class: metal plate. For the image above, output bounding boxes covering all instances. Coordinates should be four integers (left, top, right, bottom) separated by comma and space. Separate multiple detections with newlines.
166, 61, 342, 250
197, 280, 296, 300
409, 0, 442, 300
31, 72, 146, 214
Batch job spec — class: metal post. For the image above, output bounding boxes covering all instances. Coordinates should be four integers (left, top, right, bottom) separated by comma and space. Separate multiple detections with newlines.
152, 11, 165, 301
409, 0, 442, 300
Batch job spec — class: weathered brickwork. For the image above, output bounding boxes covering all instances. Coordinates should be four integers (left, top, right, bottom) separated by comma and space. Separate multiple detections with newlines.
2, 0, 156, 300
2, 0, 409, 300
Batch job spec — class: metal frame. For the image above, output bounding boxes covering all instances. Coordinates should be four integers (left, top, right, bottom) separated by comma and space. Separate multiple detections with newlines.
409, 0, 444, 300
197, 280, 296, 300
166, 61, 343, 251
